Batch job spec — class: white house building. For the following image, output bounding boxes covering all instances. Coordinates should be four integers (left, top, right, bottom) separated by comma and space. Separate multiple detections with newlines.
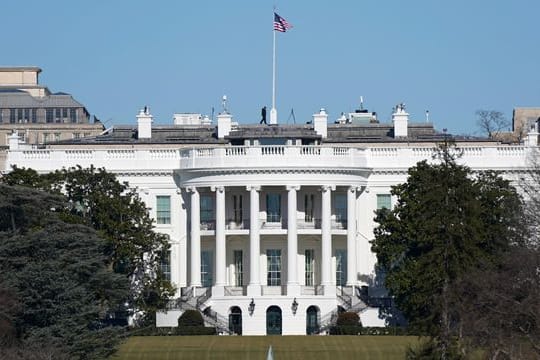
4, 103, 536, 335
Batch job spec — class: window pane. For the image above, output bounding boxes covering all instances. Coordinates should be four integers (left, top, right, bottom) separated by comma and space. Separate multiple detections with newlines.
377, 194, 391, 210
234, 250, 243, 286
266, 193, 281, 222
156, 196, 171, 224
305, 249, 314, 286
160, 250, 171, 281
336, 249, 347, 286
267, 249, 281, 286
334, 194, 347, 221
200, 195, 214, 222
201, 251, 213, 287
304, 194, 314, 222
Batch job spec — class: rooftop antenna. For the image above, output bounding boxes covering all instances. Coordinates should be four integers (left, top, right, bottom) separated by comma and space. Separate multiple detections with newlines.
360, 96, 364, 110
425, 110, 430, 123
221, 95, 228, 114
287, 108, 296, 124
211, 107, 215, 122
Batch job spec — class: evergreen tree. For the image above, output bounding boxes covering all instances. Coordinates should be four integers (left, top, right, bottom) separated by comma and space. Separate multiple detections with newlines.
371, 141, 522, 357
0, 184, 129, 359
2, 166, 175, 325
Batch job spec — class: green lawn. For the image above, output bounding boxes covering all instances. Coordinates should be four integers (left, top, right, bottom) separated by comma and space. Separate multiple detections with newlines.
112, 335, 419, 360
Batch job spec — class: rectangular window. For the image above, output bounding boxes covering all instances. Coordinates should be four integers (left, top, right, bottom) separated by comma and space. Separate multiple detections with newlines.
156, 196, 171, 224
72, 133, 81, 139
233, 195, 243, 223
160, 250, 171, 281
55, 108, 62, 123
0, 109, 3, 123
43, 133, 49, 143
305, 249, 315, 286
70, 108, 77, 123
234, 250, 243, 286
377, 194, 392, 210
54, 133, 61, 141
266, 193, 281, 222
46, 108, 54, 123
31, 109, 37, 123
200, 194, 214, 225
304, 194, 314, 222
201, 250, 213, 287
336, 249, 347, 286
334, 193, 347, 222
62, 108, 68, 119
10, 109, 16, 124
267, 249, 281, 286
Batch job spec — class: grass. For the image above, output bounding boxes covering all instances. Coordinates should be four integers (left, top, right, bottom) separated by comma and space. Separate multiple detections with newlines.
111, 335, 419, 360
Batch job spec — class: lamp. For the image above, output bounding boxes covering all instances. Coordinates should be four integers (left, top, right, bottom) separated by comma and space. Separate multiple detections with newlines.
291, 298, 298, 315
248, 298, 255, 316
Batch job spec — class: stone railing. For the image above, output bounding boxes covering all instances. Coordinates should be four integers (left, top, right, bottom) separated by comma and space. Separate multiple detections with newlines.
179, 145, 367, 170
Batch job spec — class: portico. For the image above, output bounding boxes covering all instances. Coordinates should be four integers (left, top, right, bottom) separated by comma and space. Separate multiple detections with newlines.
185, 182, 361, 297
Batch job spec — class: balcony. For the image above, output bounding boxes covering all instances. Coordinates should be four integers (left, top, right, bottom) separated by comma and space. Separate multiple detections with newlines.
200, 217, 347, 231
179, 145, 367, 171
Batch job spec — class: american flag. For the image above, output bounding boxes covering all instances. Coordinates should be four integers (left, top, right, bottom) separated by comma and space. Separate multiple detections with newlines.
274, 13, 292, 32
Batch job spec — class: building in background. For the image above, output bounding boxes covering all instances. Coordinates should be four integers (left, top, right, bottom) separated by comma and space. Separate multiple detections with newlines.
5, 102, 536, 335
0, 66, 103, 147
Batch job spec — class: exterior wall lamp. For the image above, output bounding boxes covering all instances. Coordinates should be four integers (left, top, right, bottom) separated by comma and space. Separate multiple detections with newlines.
248, 298, 255, 316
291, 298, 298, 315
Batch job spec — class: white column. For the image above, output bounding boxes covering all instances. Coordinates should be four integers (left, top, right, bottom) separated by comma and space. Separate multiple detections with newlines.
188, 187, 201, 288
346, 186, 358, 286
247, 185, 261, 296
213, 186, 226, 296
287, 185, 300, 296
321, 185, 334, 295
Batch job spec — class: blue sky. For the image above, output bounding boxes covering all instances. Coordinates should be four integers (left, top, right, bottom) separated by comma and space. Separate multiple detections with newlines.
2, 0, 539, 135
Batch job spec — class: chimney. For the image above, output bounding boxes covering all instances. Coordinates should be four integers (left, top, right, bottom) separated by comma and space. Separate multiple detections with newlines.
392, 103, 409, 138
217, 112, 232, 139
137, 106, 153, 139
8, 131, 21, 150
525, 121, 539, 146
313, 108, 328, 138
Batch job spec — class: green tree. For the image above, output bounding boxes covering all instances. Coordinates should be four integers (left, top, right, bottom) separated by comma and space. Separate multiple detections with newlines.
0, 184, 129, 359
2, 166, 175, 325
371, 141, 522, 357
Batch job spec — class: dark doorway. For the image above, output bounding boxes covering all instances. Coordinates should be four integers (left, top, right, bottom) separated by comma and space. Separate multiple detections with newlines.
266, 306, 282, 335
306, 306, 320, 335
228, 306, 242, 335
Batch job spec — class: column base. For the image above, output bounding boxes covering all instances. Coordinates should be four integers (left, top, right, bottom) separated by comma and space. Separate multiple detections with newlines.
212, 285, 225, 297
286, 284, 301, 296
323, 284, 336, 296
247, 284, 261, 296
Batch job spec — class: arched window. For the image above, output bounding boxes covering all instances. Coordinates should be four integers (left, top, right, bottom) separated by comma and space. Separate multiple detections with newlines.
306, 306, 320, 335
266, 306, 282, 335
228, 306, 242, 335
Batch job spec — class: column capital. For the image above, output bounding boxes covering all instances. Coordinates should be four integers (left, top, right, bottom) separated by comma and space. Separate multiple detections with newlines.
348, 186, 362, 193
246, 185, 261, 192
186, 186, 198, 193
211, 185, 225, 193
321, 185, 336, 192
286, 185, 301, 191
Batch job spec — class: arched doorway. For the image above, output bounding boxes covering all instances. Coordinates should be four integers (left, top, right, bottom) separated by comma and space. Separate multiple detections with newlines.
266, 306, 282, 335
306, 306, 320, 335
228, 306, 242, 335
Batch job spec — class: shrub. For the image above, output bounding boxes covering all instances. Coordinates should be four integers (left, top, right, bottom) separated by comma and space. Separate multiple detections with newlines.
336, 312, 360, 327
177, 310, 204, 327
331, 312, 362, 335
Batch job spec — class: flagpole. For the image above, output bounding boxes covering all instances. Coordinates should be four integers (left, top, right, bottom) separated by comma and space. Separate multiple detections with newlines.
270, 14, 278, 124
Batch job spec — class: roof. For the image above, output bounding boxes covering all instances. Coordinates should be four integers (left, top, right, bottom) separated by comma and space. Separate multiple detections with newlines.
53, 120, 495, 146
0, 90, 85, 108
